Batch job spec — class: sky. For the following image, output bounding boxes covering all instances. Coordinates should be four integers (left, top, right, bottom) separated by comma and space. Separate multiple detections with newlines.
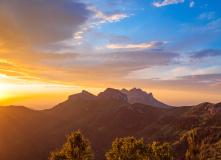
0, 0, 221, 109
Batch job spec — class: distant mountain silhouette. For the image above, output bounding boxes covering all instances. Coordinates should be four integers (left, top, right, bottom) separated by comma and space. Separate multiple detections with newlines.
67, 87, 171, 108
120, 87, 172, 108
98, 88, 128, 102
69, 90, 97, 101
0, 91, 220, 160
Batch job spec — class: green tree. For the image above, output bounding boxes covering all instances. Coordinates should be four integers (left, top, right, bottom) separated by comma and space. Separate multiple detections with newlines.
49, 130, 94, 160
105, 137, 177, 160
105, 137, 149, 160
151, 141, 177, 160
185, 129, 204, 160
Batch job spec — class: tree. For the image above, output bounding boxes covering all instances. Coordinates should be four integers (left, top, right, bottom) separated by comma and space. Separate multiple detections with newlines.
185, 129, 204, 160
49, 130, 94, 160
151, 141, 177, 160
105, 137, 177, 160
105, 137, 149, 160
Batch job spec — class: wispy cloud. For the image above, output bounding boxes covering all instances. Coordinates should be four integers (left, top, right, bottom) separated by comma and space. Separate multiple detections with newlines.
191, 49, 221, 59
189, 1, 194, 7
96, 12, 129, 23
198, 12, 216, 20
153, 0, 185, 7
87, 6, 130, 25
107, 41, 167, 49
0, 49, 178, 87
179, 73, 221, 86
183, 17, 221, 33
210, 82, 221, 87
0, 59, 17, 67
191, 66, 221, 75
74, 36, 83, 39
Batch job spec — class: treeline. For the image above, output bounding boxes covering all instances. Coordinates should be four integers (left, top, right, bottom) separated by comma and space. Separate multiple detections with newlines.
49, 130, 215, 160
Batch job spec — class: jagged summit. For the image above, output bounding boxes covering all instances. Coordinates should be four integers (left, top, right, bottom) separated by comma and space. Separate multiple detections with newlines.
121, 88, 128, 93
130, 87, 142, 91
98, 88, 128, 102
68, 90, 97, 101
120, 88, 172, 108
68, 88, 128, 102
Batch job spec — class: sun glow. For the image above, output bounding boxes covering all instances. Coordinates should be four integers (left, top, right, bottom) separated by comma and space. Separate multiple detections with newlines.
0, 84, 7, 99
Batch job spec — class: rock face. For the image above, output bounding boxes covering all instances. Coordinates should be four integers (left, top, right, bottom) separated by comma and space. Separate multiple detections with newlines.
120, 88, 172, 108
189, 102, 221, 115
206, 102, 221, 115
98, 88, 128, 102
68, 90, 97, 101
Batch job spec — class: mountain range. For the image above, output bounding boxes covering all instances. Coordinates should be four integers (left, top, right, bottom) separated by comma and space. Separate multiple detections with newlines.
0, 88, 220, 160
68, 88, 172, 108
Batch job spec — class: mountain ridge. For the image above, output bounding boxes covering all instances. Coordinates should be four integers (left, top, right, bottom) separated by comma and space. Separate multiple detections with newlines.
66, 87, 172, 108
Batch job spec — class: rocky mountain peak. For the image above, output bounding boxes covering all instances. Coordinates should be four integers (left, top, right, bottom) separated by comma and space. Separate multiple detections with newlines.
120, 88, 171, 108
68, 90, 97, 101
98, 88, 128, 102
130, 87, 141, 91
121, 88, 129, 93
82, 90, 89, 94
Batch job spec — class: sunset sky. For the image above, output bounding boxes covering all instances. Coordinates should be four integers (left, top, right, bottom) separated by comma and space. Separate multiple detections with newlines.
0, 0, 221, 109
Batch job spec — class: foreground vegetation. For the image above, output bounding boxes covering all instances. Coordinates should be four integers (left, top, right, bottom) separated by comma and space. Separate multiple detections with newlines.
51, 129, 220, 160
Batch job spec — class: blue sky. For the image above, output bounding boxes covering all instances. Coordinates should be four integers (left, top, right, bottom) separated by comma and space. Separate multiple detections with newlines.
0, 0, 220, 108
84, 0, 221, 51
70, 0, 221, 80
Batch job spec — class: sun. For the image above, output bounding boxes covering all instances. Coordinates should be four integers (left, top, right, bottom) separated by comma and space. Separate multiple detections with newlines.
0, 89, 4, 99
0, 84, 6, 99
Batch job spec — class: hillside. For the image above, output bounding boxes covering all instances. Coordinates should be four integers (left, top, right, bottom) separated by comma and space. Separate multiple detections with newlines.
0, 92, 220, 160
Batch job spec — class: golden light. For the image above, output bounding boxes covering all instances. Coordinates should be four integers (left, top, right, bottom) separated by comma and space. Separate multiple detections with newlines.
0, 91, 3, 98
0, 83, 7, 99
0, 85, 5, 98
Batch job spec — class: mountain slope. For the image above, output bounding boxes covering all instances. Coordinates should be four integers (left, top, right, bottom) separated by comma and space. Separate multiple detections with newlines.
0, 97, 220, 160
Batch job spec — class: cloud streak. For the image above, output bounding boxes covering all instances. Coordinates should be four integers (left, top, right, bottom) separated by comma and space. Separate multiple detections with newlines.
153, 0, 185, 7
210, 82, 221, 87
107, 41, 167, 49
183, 17, 221, 33
87, 5, 130, 25
191, 49, 221, 59
0, 49, 179, 87
198, 12, 216, 20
